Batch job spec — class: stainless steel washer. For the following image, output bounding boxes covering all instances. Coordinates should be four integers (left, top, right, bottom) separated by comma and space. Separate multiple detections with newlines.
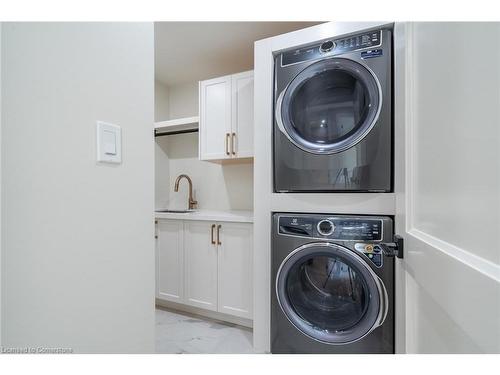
271, 213, 395, 353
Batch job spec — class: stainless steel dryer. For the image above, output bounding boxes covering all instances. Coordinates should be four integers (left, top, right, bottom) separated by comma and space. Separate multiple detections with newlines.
271, 213, 395, 354
274, 27, 392, 192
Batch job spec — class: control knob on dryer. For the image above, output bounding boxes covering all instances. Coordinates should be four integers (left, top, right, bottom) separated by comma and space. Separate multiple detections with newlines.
319, 40, 335, 52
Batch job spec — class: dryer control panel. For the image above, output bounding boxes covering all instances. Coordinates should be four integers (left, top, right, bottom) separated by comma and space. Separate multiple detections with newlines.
280, 29, 382, 66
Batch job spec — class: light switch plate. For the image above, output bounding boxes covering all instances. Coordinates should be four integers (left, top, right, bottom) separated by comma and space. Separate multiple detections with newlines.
97, 121, 121, 163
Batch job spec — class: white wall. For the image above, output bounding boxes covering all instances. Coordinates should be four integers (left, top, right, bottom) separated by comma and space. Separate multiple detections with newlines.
162, 133, 253, 211
1, 23, 155, 353
154, 80, 198, 122
154, 80, 170, 122
155, 81, 171, 207
154, 81, 253, 211
0, 22, 2, 346
167, 81, 198, 119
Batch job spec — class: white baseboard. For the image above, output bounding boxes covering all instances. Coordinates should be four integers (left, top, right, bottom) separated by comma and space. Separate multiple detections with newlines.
155, 299, 253, 329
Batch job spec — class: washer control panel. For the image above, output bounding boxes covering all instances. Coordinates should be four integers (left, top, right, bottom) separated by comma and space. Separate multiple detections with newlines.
317, 219, 335, 236
280, 29, 382, 66
355, 243, 383, 267
278, 216, 314, 237
278, 216, 383, 241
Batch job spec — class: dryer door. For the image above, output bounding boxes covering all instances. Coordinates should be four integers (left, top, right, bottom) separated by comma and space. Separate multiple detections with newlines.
276, 58, 382, 155
276, 242, 388, 345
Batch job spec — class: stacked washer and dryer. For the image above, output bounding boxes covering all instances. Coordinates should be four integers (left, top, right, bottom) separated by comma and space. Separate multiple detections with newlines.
271, 27, 400, 353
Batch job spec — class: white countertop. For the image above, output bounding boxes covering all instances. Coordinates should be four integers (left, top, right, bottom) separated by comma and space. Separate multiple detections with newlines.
155, 209, 253, 223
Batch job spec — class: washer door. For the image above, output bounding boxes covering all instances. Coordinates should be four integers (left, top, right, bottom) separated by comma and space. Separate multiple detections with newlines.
276, 58, 382, 155
276, 242, 388, 345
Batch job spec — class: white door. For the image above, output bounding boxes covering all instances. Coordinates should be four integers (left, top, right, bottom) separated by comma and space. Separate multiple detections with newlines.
156, 219, 184, 303
231, 71, 254, 158
396, 22, 500, 353
217, 222, 253, 319
184, 220, 218, 311
199, 75, 232, 160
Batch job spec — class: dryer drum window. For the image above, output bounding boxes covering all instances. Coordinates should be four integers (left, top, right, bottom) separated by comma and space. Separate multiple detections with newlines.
276, 58, 382, 155
276, 243, 387, 345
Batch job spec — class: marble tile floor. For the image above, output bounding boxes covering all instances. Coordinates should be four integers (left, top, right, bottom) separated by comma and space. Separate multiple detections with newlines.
155, 307, 254, 354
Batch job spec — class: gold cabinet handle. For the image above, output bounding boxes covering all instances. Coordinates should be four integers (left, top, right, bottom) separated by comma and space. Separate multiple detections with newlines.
211, 224, 216, 245
231, 132, 236, 155
217, 224, 222, 245
225, 133, 230, 155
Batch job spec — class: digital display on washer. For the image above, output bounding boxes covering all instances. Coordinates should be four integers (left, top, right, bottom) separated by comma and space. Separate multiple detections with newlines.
280, 30, 382, 66
331, 219, 382, 241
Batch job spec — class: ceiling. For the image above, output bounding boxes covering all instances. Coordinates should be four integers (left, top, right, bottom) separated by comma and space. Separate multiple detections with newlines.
155, 22, 321, 86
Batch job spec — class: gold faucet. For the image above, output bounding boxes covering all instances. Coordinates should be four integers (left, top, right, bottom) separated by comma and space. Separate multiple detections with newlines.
174, 174, 198, 210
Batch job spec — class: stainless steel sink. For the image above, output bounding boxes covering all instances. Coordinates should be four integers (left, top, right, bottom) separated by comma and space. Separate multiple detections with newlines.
155, 209, 195, 213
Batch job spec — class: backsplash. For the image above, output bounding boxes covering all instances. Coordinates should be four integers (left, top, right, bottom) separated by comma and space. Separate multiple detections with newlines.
155, 132, 253, 211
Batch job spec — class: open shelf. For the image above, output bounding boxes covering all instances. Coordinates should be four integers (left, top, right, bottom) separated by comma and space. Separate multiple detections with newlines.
154, 116, 199, 136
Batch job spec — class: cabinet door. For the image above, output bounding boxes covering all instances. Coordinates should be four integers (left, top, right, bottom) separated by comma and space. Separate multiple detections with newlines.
231, 71, 254, 158
199, 76, 232, 161
217, 222, 253, 319
184, 220, 218, 311
156, 219, 184, 302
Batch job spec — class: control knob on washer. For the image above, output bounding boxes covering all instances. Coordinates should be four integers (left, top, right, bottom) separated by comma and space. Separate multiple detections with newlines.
317, 220, 335, 236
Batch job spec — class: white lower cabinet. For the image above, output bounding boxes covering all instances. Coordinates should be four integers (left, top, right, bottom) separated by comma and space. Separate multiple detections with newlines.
184, 221, 218, 311
155, 218, 253, 321
217, 222, 253, 319
156, 219, 184, 302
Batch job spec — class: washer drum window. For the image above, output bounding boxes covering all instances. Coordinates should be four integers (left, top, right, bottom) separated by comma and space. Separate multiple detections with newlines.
275, 58, 382, 155
275, 242, 388, 344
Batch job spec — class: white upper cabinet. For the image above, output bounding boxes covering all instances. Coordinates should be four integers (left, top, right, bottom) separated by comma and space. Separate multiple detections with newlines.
199, 71, 254, 161
231, 71, 254, 158
199, 75, 232, 160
